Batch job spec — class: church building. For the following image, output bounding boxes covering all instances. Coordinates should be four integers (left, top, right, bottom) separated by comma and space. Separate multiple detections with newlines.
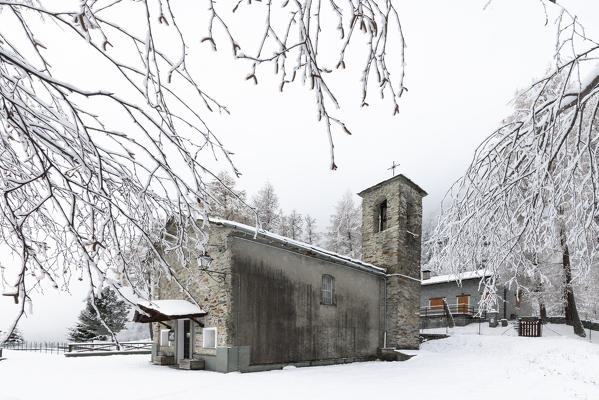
140, 174, 426, 372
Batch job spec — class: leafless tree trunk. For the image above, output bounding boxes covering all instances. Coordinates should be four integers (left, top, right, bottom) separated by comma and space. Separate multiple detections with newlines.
560, 227, 586, 337
539, 303, 548, 322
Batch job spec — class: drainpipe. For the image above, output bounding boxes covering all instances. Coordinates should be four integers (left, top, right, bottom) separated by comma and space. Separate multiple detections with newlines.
236, 273, 241, 372
383, 277, 387, 348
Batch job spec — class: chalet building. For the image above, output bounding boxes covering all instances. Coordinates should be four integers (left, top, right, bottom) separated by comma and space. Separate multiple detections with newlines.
138, 174, 427, 372
419, 270, 533, 328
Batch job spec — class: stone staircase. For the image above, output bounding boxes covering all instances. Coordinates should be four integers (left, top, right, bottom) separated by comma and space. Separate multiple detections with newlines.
178, 358, 205, 370
152, 355, 175, 365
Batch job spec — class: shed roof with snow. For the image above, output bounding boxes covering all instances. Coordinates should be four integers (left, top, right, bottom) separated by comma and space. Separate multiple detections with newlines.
133, 300, 207, 323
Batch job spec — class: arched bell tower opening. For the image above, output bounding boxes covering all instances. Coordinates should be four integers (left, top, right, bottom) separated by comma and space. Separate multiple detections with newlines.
376, 199, 388, 232
358, 174, 427, 349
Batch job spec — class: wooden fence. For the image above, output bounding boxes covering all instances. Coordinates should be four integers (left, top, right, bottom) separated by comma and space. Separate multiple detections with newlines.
67, 341, 152, 353
518, 318, 542, 337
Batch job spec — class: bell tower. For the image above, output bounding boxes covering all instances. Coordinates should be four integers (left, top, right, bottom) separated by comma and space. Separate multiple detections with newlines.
358, 174, 427, 349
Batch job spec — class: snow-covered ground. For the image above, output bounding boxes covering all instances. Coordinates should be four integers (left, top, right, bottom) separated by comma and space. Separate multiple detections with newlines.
1, 326, 598, 400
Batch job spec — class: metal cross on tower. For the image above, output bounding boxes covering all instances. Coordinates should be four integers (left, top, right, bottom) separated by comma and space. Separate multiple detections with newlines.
388, 161, 400, 177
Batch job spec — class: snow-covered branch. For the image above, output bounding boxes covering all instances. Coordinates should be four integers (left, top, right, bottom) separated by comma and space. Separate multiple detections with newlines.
0, 0, 404, 343
430, 7, 599, 335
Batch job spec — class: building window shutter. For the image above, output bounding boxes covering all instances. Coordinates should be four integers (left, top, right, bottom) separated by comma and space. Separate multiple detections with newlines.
515, 289, 522, 308
321, 274, 335, 305
203, 328, 217, 348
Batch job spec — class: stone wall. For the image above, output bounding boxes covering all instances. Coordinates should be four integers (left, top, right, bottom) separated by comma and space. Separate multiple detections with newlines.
360, 175, 424, 278
152, 224, 235, 357
359, 175, 426, 350
386, 278, 420, 348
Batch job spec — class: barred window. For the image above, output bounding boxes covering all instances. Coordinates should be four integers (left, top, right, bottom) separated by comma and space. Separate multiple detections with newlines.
321, 274, 335, 305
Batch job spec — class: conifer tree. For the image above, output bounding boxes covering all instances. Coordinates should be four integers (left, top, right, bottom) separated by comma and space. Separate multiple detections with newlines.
326, 192, 362, 259
287, 210, 304, 241
68, 288, 130, 342
303, 215, 320, 245
1, 327, 24, 344
277, 210, 291, 238
207, 171, 251, 224
252, 183, 281, 232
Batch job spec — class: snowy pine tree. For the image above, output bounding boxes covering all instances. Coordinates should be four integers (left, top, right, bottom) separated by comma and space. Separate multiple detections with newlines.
303, 215, 321, 245
277, 210, 291, 238
252, 182, 281, 232
68, 288, 130, 342
326, 192, 362, 259
287, 210, 304, 240
1, 327, 24, 344
207, 171, 251, 224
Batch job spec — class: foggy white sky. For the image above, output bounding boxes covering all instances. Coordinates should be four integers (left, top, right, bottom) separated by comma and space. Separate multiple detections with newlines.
205, 0, 599, 225
2, 0, 598, 341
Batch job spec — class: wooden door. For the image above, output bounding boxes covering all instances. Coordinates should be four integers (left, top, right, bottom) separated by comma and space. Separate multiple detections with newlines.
457, 295, 470, 314
429, 298, 444, 314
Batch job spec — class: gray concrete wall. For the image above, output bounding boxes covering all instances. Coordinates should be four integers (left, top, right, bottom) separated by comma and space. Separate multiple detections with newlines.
229, 235, 384, 366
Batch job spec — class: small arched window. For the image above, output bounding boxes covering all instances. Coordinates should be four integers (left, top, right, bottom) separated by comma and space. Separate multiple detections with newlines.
378, 200, 388, 232
321, 274, 335, 305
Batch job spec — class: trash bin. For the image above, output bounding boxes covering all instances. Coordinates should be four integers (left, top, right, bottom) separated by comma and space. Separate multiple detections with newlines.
500, 318, 508, 327
488, 311, 499, 328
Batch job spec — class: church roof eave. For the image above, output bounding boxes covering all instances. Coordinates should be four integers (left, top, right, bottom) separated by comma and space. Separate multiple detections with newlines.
208, 218, 387, 277
357, 174, 428, 198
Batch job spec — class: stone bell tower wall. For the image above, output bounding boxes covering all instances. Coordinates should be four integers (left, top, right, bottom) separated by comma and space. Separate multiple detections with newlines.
358, 174, 426, 349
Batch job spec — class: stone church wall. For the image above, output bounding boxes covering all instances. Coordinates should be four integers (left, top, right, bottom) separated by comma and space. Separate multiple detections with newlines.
152, 225, 236, 359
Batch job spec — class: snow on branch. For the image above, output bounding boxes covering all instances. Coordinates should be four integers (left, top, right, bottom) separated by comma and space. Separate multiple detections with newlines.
429, 6, 599, 314
0, 0, 405, 343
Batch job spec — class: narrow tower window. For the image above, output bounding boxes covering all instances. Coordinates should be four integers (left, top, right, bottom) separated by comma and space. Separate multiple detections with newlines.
378, 200, 388, 232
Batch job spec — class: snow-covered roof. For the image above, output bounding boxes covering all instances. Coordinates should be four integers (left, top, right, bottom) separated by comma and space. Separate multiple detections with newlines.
138, 300, 206, 316
357, 174, 428, 197
134, 300, 207, 322
421, 270, 490, 286
208, 218, 386, 276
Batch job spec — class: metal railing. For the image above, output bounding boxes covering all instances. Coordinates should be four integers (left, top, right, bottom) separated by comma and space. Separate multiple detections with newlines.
2, 340, 152, 356
2, 341, 69, 354
419, 304, 487, 318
